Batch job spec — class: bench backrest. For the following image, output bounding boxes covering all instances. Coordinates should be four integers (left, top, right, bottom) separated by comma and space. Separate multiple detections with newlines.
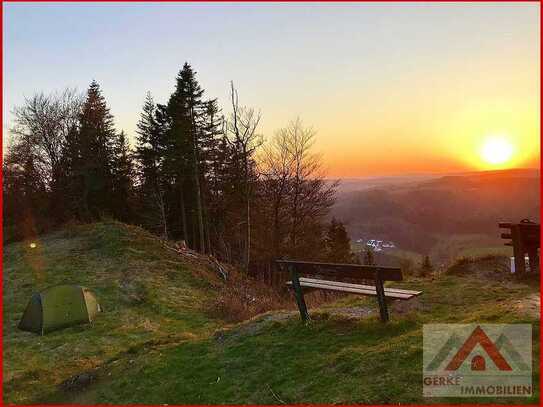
276, 260, 403, 282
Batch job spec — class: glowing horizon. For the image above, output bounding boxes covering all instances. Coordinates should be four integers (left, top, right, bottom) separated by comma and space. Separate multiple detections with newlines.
3, 3, 540, 178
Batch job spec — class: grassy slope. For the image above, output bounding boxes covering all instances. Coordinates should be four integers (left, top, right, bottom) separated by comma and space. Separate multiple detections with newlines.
3, 222, 540, 405
63, 276, 539, 405
3, 221, 222, 404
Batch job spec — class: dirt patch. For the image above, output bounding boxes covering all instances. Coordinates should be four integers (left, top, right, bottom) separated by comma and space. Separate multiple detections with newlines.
391, 297, 423, 315
59, 372, 97, 392
215, 305, 380, 343
214, 311, 296, 343
323, 306, 374, 319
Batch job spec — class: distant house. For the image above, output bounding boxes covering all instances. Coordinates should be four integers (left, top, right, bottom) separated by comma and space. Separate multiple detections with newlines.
366, 240, 383, 251
366, 240, 396, 251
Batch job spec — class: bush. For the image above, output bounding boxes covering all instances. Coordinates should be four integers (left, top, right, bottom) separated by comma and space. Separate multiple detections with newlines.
399, 258, 415, 277
419, 255, 434, 277
209, 271, 290, 323
446, 257, 474, 275
363, 247, 375, 266
446, 255, 509, 276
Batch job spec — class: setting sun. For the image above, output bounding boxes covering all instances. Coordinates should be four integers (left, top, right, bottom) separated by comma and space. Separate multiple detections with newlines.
480, 137, 514, 166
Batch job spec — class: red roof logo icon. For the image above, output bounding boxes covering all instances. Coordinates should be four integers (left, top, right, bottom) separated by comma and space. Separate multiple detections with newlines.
445, 326, 512, 371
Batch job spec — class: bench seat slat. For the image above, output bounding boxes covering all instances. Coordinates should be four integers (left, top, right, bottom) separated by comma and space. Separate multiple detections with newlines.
286, 280, 418, 300
297, 280, 413, 300
299, 277, 422, 296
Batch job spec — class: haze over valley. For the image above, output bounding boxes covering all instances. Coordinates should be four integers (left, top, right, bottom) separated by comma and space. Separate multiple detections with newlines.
331, 168, 540, 262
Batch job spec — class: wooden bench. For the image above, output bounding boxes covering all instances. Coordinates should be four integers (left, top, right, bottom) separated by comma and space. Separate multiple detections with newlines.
277, 260, 422, 323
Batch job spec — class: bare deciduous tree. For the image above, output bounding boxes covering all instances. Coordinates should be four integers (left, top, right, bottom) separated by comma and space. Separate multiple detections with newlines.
225, 81, 263, 271
258, 118, 337, 259
258, 130, 295, 258
10, 88, 83, 187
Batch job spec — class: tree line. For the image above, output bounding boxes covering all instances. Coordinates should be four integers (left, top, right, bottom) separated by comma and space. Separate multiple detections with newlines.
4, 63, 356, 270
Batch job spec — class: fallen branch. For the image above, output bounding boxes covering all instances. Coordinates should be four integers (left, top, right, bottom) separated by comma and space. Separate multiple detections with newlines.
267, 384, 286, 404
162, 242, 228, 281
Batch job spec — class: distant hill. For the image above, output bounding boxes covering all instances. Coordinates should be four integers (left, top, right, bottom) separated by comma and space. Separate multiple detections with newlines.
329, 174, 437, 195
332, 168, 540, 254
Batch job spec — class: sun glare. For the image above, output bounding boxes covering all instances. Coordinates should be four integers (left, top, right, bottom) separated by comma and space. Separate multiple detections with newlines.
480, 137, 514, 166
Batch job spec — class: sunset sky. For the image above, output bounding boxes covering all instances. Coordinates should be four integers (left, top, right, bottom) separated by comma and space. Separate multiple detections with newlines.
3, 2, 540, 177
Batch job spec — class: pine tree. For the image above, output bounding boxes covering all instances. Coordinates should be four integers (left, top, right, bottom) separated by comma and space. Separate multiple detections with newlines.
112, 131, 134, 221
324, 218, 353, 263
166, 62, 206, 252
420, 255, 434, 277
135, 93, 170, 238
68, 80, 117, 220
135, 93, 161, 190
199, 99, 225, 253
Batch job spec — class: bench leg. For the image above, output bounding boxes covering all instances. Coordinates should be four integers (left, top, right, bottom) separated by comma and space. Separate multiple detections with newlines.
375, 275, 389, 323
512, 226, 526, 274
527, 247, 539, 273
289, 266, 310, 322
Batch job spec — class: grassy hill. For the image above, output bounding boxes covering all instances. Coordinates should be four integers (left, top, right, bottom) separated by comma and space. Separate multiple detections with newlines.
3, 221, 223, 404
3, 221, 540, 404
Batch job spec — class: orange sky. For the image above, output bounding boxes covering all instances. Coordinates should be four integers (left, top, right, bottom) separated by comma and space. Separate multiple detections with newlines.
298, 32, 540, 177
5, 3, 540, 177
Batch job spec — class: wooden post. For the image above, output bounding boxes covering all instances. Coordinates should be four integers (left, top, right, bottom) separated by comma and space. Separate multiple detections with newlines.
527, 247, 539, 273
288, 264, 310, 322
375, 270, 389, 323
511, 225, 526, 274
520, 222, 539, 274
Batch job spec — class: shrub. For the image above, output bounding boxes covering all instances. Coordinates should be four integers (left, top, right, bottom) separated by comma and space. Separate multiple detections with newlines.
209, 271, 291, 323
419, 255, 434, 277
399, 258, 415, 277
363, 247, 375, 266
446, 255, 509, 276
446, 257, 474, 275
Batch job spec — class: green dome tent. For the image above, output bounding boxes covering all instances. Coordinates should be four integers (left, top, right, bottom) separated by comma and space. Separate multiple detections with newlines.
18, 285, 101, 335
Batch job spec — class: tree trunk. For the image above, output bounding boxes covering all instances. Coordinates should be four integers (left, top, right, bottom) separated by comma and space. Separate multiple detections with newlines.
155, 187, 168, 239
190, 108, 206, 253
192, 149, 205, 253
179, 180, 188, 243
203, 199, 212, 255
246, 188, 251, 270
244, 156, 251, 272
273, 200, 281, 259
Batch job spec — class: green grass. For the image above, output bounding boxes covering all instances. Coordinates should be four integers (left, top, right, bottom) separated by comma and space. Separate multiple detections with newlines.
3, 221, 222, 404
457, 245, 513, 259
387, 248, 424, 263
53, 274, 539, 405
4, 222, 540, 404
430, 233, 511, 264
